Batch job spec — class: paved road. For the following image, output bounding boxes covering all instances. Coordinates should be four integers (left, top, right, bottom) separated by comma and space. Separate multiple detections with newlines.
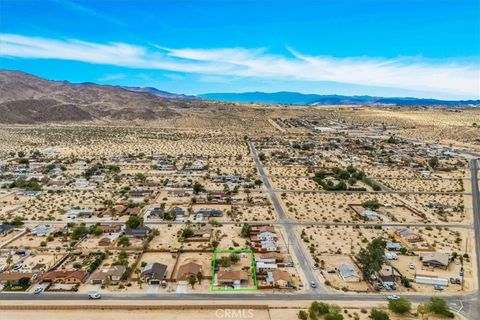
248, 141, 326, 293
0, 291, 477, 317
25, 220, 473, 229
267, 175, 464, 181
0, 291, 477, 302
469, 159, 480, 316
274, 189, 470, 195
61, 187, 469, 195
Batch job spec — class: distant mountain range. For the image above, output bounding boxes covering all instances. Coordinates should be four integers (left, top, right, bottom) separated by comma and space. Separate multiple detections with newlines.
199, 91, 480, 106
120, 86, 198, 100
1, 69, 479, 124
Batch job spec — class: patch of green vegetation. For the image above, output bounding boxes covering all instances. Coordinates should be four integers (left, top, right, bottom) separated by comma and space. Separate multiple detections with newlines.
211, 249, 257, 292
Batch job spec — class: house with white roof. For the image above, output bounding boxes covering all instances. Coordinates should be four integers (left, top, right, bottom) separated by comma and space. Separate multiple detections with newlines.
31, 224, 55, 236
337, 263, 360, 282
360, 210, 379, 220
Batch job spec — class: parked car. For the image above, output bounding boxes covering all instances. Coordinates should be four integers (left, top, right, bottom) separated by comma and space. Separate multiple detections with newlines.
408, 263, 415, 269
88, 292, 101, 300
450, 278, 456, 284
383, 284, 393, 291
33, 287, 43, 294
310, 281, 317, 288
373, 282, 383, 291
455, 278, 462, 285
387, 295, 400, 300
433, 285, 444, 291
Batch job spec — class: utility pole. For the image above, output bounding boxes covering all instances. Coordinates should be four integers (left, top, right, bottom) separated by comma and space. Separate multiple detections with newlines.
286, 233, 290, 254
461, 267, 465, 291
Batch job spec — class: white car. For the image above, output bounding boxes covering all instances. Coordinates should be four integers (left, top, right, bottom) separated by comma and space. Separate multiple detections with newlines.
33, 286, 43, 294
408, 263, 415, 269
88, 292, 101, 300
387, 295, 400, 300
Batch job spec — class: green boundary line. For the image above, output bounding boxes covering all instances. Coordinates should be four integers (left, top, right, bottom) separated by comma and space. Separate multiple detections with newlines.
211, 249, 258, 292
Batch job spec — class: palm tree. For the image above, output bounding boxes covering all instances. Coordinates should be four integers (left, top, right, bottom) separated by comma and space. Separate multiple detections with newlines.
135, 268, 142, 288
188, 274, 197, 289
196, 271, 203, 284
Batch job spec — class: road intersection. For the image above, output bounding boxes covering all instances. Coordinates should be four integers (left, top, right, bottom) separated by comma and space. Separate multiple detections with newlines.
1, 145, 478, 319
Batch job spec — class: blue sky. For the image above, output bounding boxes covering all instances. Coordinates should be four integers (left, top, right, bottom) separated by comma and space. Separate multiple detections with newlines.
1, 0, 479, 99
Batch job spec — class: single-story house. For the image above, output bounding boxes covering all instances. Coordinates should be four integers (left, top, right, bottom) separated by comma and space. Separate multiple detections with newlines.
169, 190, 192, 198
187, 160, 206, 171
170, 206, 186, 221
98, 237, 112, 246
421, 252, 450, 269
259, 240, 278, 252
251, 226, 276, 235
266, 269, 293, 288
258, 252, 284, 262
0, 272, 34, 285
74, 179, 91, 189
183, 226, 212, 242
129, 190, 150, 200
360, 210, 379, 220
141, 263, 167, 285
67, 208, 95, 219
39, 270, 88, 284
89, 265, 126, 284
156, 163, 175, 171
100, 224, 123, 234
89, 175, 106, 182
216, 269, 249, 286
255, 258, 278, 272
173, 180, 192, 188
386, 242, 403, 251
148, 206, 165, 218
101, 205, 127, 216
252, 231, 277, 242
0, 224, 13, 236
125, 227, 151, 238
337, 263, 360, 282
385, 252, 398, 260
394, 227, 422, 242
378, 265, 399, 288
17, 190, 42, 197
31, 224, 55, 236
176, 261, 203, 282
195, 207, 223, 218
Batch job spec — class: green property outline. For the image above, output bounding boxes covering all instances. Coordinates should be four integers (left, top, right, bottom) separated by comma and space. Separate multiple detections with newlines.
211, 249, 258, 292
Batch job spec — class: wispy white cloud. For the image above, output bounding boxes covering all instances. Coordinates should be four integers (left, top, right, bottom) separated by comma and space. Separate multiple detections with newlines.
1, 33, 479, 98
55, 0, 126, 26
